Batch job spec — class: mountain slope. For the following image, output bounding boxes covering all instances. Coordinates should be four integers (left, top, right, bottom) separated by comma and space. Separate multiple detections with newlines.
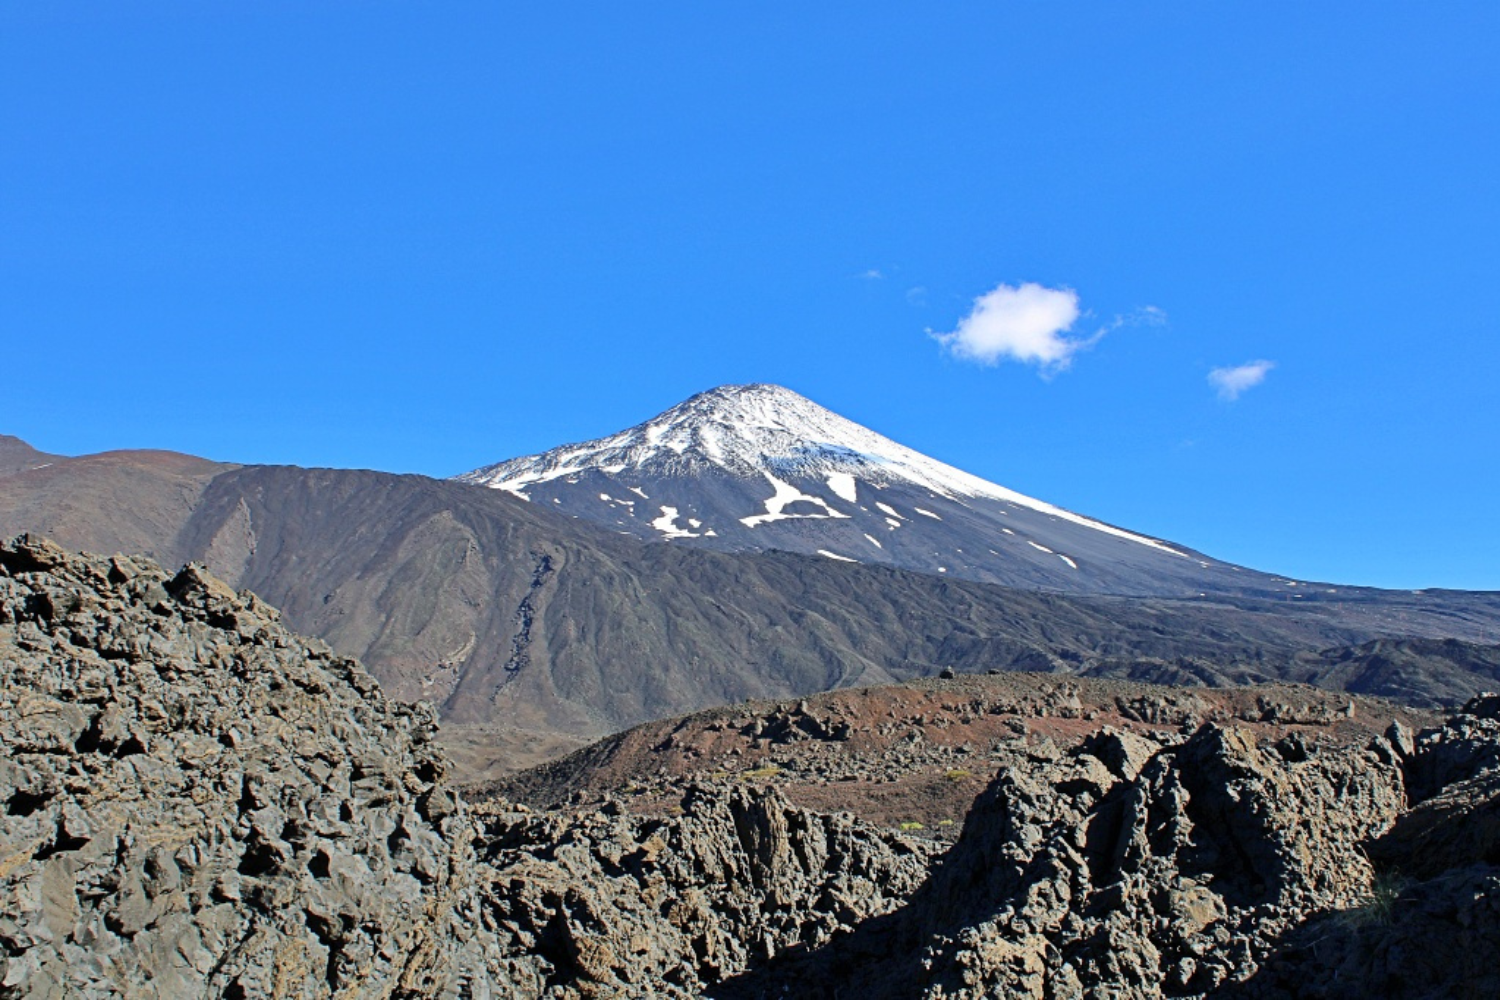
0, 434, 61, 477
3, 437, 1500, 777
0, 448, 233, 562
458, 383, 1307, 598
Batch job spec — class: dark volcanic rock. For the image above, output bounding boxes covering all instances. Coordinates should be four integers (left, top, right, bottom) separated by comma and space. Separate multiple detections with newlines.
0, 536, 501, 998
0, 536, 940, 999
1223, 695, 1500, 999
713, 722, 1408, 998
470, 784, 936, 997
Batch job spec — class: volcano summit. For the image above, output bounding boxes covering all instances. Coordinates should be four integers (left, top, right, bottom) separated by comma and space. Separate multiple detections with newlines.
460, 383, 1282, 597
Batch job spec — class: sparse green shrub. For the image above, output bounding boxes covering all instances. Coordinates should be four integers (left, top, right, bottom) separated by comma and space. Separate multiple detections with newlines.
944, 768, 971, 782
1342, 870, 1410, 928
899, 821, 925, 831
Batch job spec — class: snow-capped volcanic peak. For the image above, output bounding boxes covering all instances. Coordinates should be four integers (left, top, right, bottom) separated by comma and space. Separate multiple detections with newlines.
458, 383, 1184, 557
465, 384, 873, 485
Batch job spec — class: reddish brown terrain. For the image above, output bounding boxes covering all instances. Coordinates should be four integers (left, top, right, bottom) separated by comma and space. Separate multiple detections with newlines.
482, 672, 1438, 840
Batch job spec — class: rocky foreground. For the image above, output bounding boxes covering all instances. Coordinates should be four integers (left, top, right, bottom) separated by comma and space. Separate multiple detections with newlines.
3, 536, 1499, 998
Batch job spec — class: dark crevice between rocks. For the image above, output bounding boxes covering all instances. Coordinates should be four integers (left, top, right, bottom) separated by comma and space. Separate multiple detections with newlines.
34, 818, 90, 861
537, 906, 588, 992
304, 909, 350, 992
280, 819, 305, 849
237, 837, 282, 878
5, 788, 51, 818
1082, 787, 1130, 885
73, 714, 145, 758
236, 775, 257, 817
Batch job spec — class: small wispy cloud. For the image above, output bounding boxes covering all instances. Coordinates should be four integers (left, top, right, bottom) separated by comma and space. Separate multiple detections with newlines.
931, 282, 1088, 372
1208, 360, 1275, 401
858, 268, 885, 280
1121, 305, 1168, 329
905, 285, 927, 306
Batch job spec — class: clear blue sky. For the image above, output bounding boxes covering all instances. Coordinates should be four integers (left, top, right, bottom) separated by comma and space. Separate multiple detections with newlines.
3, 3, 1497, 590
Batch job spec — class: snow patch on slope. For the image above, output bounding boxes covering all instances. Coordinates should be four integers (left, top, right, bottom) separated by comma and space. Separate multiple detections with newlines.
740, 473, 849, 528
826, 472, 857, 503
651, 506, 700, 539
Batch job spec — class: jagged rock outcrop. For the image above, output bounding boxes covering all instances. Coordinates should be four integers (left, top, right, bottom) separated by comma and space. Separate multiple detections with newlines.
0, 536, 939, 999
1226, 695, 1500, 999
471, 786, 936, 997
0, 536, 502, 998
714, 722, 1410, 998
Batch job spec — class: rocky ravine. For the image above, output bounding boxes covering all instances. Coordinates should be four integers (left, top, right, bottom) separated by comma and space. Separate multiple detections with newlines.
4, 536, 1500, 998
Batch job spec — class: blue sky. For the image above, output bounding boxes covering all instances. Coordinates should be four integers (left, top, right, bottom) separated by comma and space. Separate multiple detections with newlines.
3, 3, 1497, 590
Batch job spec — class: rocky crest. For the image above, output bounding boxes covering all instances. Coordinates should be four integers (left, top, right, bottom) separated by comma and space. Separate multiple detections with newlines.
0, 536, 496, 997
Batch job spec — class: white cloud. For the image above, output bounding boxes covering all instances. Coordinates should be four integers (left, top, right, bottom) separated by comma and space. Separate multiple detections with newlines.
1208, 360, 1275, 401
858, 268, 884, 280
932, 282, 1088, 371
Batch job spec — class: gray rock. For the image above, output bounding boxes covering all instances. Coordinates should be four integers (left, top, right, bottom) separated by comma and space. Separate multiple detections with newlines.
0, 536, 505, 998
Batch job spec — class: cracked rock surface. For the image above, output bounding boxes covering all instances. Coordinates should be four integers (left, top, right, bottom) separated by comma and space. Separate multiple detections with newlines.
469, 785, 936, 997
0, 536, 499, 998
